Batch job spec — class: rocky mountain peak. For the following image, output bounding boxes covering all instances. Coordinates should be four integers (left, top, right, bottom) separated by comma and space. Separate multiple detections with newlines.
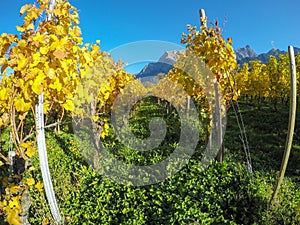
158, 50, 184, 65
235, 45, 258, 61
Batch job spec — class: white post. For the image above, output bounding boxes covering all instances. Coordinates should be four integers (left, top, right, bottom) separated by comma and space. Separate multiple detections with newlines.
270, 46, 297, 205
36, 0, 62, 223
47, 0, 56, 20
36, 95, 62, 224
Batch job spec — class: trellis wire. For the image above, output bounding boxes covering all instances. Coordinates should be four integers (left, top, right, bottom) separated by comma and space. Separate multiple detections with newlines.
230, 100, 253, 173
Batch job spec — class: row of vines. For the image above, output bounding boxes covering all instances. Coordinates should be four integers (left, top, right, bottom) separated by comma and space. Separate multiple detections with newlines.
235, 53, 300, 110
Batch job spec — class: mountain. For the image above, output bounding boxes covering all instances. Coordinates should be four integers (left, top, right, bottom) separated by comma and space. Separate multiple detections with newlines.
235, 45, 258, 61
135, 62, 173, 78
236, 46, 300, 65
135, 50, 182, 81
158, 50, 182, 65
135, 46, 300, 81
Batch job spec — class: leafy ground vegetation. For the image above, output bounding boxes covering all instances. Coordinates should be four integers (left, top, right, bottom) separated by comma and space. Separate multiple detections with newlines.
1, 98, 299, 225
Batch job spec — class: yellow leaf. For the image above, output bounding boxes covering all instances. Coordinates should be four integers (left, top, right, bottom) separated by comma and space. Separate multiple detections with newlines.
25, 7, 40, 22
18, 40, 27, 48
35, 181, 44, 193
63, 99, 74, 111
31, 73, 44, 94
25, 178, 35, 186
7, 209, 21, 225
0, 88, 9, 101
43, 100, 51, 114
101, 130, 109, 139
45, 68, 55, 79
33, 32, 46, 45
28, 166, 36, 172
40, 46, 49, 55
50, 37, 59, 50
14, 98, 31, 112
103, 91, 110, 100
72, 46, 78, 53
8, 201, 17, 209
20, 4, 32, 16
8, 185, 21, 194
0, 160, 4, 167
104, 123, 109, 130
0, 113, 9, 127
0, 199, 7, 208
74, 26, 81, 36
20, 142, 30, 149
16, 26, 25, 32
25, 146, 35, 158
21, 142, 35, 158
26, 23, 35, 31
0, 57, 7, 65
49, 77, 62, 91
232, 91, 239, 101
83, 52, 92, 63
16, 54, 28, 71
53, 8, 63, 16
30, 53, 41, 68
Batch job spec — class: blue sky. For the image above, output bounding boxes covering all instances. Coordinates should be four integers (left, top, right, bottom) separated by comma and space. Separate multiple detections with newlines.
1, 0, 300, 72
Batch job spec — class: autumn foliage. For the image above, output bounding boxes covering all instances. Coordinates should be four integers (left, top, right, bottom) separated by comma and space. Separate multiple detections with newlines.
0, 0, 133, 224
2, 0, 298, 224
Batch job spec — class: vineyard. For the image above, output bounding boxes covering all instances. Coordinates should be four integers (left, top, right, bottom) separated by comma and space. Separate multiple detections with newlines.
0, 0, 300, 224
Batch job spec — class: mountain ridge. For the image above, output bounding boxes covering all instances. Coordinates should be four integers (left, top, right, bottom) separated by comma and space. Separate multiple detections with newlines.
135, 46, 300, 81
235, 46, 300, 64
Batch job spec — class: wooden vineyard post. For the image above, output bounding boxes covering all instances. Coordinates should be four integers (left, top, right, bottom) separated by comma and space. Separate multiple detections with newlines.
36, 0, 63, 223
199, 9, 206, 27
199, 9, 224, 162
270, 46, 297, 206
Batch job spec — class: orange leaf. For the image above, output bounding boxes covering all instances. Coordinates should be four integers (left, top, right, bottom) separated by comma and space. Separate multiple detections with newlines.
42, 218, 49, 225
53, 49, 67, 59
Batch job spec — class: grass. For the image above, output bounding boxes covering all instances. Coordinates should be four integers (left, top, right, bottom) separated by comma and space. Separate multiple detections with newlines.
225, 98, 300, 178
